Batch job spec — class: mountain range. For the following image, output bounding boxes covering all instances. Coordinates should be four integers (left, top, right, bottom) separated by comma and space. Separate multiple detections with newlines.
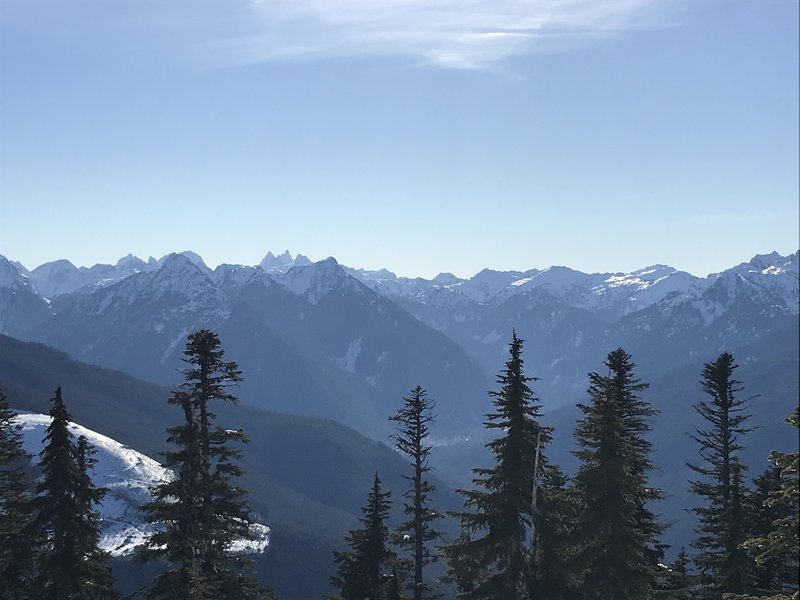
0, 248, 797, 591
1, 249, 796, 433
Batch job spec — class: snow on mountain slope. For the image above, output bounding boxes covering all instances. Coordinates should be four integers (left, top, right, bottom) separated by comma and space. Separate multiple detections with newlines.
276, 257, 363, 305
15, 413, 270, 557
29, 259, 87, 298
0, 255, 32, 289
0, 256, 53, 336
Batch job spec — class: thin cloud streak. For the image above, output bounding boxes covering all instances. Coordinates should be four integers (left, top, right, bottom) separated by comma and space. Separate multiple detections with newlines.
209, 0, 676, 69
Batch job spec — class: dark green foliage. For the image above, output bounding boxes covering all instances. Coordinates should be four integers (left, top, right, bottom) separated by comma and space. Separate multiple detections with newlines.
654, 548, 696, 600
571, 348, 664, 599
740, 408, 799, 597
140, 330, 273, 600
688, 352, 755, 597
746, 465, 791, 593
527, 465, 578, 600
386, 566, 405, 600
441, 533, 487, 597
329, 472, 397, 600
32, 386, 117, 600
390, 385, 442, 600
447, 332, 550, 600
0, 387, 38, 599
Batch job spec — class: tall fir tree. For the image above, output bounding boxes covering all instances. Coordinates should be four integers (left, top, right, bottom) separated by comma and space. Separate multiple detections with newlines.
390, 385, 442, 600
447, 332, 550, 600
140, 329, 273, 600
0, 388, 39, 599
571, 348, 664, 600
688, 352, 755, 598
328, 472, 397, 600
32, 386, 117, 600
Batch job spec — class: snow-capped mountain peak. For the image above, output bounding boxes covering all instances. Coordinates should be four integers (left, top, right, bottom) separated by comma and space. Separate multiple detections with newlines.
29, 259, 84, 298
277, 257, 353, 305
155, 250, 209, 273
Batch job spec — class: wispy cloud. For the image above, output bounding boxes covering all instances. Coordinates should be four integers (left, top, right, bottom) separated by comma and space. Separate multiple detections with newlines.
207, 0, 674, 69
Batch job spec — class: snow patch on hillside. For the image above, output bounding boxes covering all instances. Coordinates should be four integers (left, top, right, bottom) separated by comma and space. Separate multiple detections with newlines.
14, 413, 270, 557
337, 336, 363, 373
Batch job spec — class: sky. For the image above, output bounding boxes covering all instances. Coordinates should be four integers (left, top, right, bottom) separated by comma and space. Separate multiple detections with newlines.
0, 0, 797, 279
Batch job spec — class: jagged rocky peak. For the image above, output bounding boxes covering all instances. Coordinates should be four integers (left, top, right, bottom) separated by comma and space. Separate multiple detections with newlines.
748, 250, 799, 274
115, 253, 150, 273
0, 254, 30, 288
11, 260, 30, 277
294, 253, 312, 267
259, 250, 311, 272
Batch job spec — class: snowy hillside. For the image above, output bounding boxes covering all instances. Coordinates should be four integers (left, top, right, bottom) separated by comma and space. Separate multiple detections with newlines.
15, 413, 270, 557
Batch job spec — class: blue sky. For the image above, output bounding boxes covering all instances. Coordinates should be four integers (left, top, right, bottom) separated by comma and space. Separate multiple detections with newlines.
0, 0, 797, 278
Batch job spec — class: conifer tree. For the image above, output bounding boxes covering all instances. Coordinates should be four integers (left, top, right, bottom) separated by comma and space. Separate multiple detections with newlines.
74, 436, 117, 599
527, 464, 578, 600
447, 332, 550, 600
654, 548, 696, 600
140, 329, 273, 600
329, 472, 396, 600
688, 352, 755, 598
441, 533, 486, 598
32, 386, 117, 600
571, 348, 663, 599
747, 465, 787, 593
390, 385, 442, 600
0, 388, 38, 599
738, 408, 799, 598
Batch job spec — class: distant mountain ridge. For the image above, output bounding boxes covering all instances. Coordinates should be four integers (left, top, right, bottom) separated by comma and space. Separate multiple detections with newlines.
14, 249, 798, 317
2, 252, 489, 438
2, 249, 797, 432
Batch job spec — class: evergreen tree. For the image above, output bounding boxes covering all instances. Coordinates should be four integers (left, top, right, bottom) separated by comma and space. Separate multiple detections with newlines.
654, 548, 696, 600
140, 329, 273, 600
329, 472, 396, 600
441, 533, 487, 598
688, 352, 755, 598
527, 464, 578, 600
571, 348, 664, 599
746, 465, 789, 593
738, 407, 799, 598
447, 332, 550, 600
32, 386, 117, 600
390, 385, 442, 600
0, 388, 39, 599
74, 436, 117, 599
386, 566, 405, 600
